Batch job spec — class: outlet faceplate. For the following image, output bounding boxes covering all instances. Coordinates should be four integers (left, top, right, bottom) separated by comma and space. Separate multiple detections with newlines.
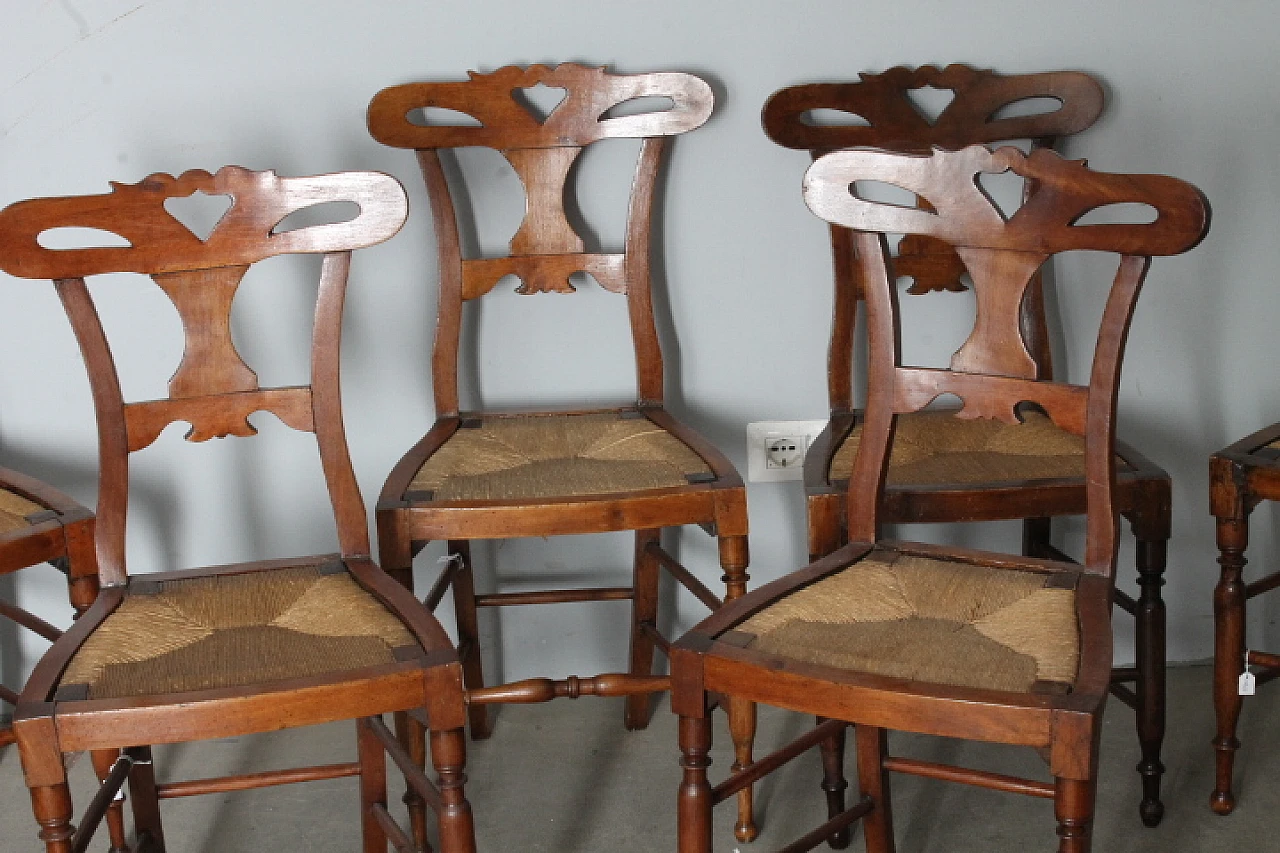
746, 420, 828, 482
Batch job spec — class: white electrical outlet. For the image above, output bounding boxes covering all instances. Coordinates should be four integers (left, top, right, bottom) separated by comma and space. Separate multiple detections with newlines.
746, 420, 828, 482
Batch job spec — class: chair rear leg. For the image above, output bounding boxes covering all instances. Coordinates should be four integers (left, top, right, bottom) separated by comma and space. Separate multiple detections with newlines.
126, 747, 165, 853
394, 711, 430, 852
855, 725, 894, 853
90, 749, 132, 853
357, 718, 390, 853
625, 528, 662, 730
1132, 527, 1168, 827
448, 541, 490, 740
718, 533, 757, 843
430, 728, 476, 853
818, 718, 851, 849
1212, 514, 1249, 815
1054, 777, 1097, 853
29, 781, 75, 853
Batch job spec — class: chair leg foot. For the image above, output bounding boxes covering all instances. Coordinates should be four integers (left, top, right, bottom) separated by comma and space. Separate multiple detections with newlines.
677, 714, 714, 853
1212, 515, 1248, 815
818, 718, 851, 849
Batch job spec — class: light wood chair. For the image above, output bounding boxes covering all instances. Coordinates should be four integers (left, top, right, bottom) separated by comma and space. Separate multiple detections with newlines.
367, 62, 757, 841
763, 65, 1176, 825
1210, 423, 1280, 813
0, 166, 476, 853
672, 144, 1208, 853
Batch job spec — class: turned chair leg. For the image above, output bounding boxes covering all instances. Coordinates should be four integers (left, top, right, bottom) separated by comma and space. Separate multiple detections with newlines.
29, 781, 76, 853
1212, 513, 1249, 815
718, 533, 756, 842
125, 746, 165, 853
430, 728, 476, 853
1132, 530, 1168, 826
448, 541, 490, 740
625, 528, 662, 730
394, 711, 431, 851
677, 714, 714, 853
855, 725, 894, 853
818, 718, 851, 849
357, 718, 390, 853
89, 749, 133, 853
1054, 777, 1097, 853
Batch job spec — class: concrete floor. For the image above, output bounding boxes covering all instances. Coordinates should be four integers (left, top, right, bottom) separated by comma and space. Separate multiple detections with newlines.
2, 664, 1277, 852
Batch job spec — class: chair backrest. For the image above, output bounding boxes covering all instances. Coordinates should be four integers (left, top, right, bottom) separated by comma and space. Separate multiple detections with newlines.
802, 145, 1208, 575
0, 167, 409, 585
367, 63, 714, 414
763, 65, 1104, 403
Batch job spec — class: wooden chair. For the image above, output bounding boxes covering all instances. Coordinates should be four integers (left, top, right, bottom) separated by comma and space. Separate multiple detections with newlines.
1, 466, 134, 850
763, 65, 1176, 825
672, 145, 1208, 853
367, 62, 757, 840
1210, 424, 1280, 814
0, 166, 477, 853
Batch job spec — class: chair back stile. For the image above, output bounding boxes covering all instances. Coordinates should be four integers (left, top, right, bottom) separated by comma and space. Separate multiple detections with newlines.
0, 168, 409, 585
763, 65, 1105, 403
803, 145, 1208, 576
367, 63, 714, 414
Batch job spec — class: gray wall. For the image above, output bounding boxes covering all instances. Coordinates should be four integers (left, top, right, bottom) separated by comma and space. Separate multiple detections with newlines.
0, 0, 1275, 687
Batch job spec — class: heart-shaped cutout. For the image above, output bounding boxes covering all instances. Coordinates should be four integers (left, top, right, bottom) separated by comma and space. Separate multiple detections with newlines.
164, 191, 233, 242
511, 83, 569, 125
904, 85, 956, 126
975, 170, 1025, 221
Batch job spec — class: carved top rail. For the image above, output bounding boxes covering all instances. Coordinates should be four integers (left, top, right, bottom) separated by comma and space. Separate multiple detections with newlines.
762, 65, 1103, 154
367, 63, 713, 151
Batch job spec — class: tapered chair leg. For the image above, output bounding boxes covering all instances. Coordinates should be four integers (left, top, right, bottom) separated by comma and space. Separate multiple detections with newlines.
1212, 514, 1249, 815
357, 718, 390, 853
625, 528, 662, 730
1054, 777, 1096, 853
448, 541, 490, 740
718, 533, 756, 843
1132, 531, 1168, 826
677, 714, 714, 853
818, 718, 851, 849
855, 725, 894, 853
430, 728, 476, 853
29, 782, 75, 853
90, 749, 133, 853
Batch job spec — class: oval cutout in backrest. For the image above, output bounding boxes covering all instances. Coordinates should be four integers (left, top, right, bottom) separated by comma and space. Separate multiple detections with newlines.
406, 106, 484, 128
271, 200, 362, 235
1071, 202, 1159, 226
800, 108, 871, 127
599, 95, 676, 120
905, 85, 956, 125
989, 96, 1065, 121
852, 180, 919, 210
37, 226, 132, 250
164, 191, 234, 242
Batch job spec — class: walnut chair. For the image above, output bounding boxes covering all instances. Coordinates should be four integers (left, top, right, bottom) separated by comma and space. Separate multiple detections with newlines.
763, 64, 1176, 825
367, 63, 757, 840
0, 166, 477, 853
1210, 423, 1280, 813
672, 145, 1208, 853
1, 467, 133, 850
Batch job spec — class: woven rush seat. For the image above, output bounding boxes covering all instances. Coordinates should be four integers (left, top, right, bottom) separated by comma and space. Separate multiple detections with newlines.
0, 486, 44, 535
739, 549, 1080, 694
829, 409, 1128, 486
57, 564, 416, 701
411, 411, 714, 502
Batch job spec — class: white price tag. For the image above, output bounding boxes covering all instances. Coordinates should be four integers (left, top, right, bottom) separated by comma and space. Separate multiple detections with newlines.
1239, 670, 1256, 696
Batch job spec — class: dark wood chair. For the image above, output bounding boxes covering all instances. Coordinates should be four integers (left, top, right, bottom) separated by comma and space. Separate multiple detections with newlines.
763, 65, 1175, 825
367, 63, 757, 839
1210, 424, 1280, 814
0, 166, 476, 853
0, 467, 133, 850
672, 145, 1208, 853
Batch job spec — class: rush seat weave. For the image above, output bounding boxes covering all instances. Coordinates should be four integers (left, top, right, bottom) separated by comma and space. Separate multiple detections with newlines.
739, 550, 1080, 694
0, 487, 44, 535
58, 565, 416, 700
829, 410, 1126, 486
410, 412, 714, 502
